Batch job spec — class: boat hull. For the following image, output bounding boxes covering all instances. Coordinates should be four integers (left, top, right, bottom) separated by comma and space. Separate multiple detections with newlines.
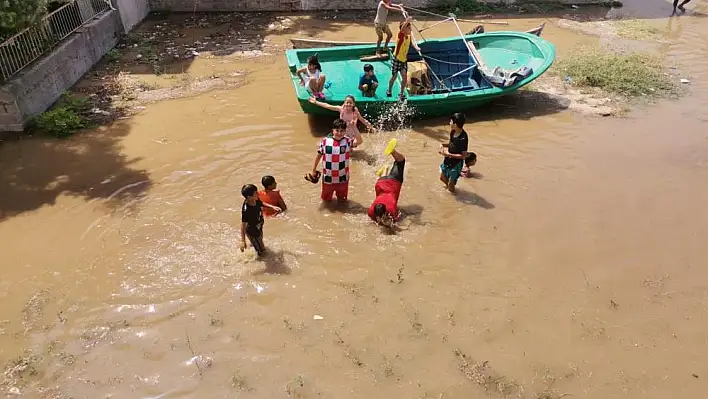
286, 31, 556, 120
297, 93, 498, 119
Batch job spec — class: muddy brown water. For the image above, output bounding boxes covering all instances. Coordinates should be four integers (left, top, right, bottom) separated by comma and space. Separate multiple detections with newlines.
2, 1, 708, 398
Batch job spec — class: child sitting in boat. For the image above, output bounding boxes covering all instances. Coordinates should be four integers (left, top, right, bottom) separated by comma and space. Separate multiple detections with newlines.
359, 64, 379, 97
296, 54, 327, 100
307, 95, 374, 148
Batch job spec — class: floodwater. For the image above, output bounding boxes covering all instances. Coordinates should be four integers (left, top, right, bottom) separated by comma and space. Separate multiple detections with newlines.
1, 1, 708, 397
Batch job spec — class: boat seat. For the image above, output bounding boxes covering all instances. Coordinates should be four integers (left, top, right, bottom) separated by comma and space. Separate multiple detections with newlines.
423, 51, 488, 93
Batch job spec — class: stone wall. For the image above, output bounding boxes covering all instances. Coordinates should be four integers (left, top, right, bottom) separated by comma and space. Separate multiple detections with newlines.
117, 0, 151, 31
0, 11, 123, 131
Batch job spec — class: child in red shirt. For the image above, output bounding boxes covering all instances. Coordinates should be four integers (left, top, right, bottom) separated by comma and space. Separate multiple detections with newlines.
258, 175, 287, 217
368, 148, 406, 227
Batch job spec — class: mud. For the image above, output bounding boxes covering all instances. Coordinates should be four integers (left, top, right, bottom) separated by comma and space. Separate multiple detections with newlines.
1, 0, 708, 398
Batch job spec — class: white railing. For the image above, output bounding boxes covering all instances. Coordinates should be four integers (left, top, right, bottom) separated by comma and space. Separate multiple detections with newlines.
0, 0, 114, 82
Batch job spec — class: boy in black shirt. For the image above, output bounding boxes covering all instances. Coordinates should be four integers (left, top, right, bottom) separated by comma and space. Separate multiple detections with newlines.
240, 184, 281, 256
438, 112, 469, 193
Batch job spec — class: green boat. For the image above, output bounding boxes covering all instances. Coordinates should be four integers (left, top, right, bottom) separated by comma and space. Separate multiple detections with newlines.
285, 31, 556, 119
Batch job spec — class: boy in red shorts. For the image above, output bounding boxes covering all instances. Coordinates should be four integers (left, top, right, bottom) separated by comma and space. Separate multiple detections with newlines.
368, 148, 406, 227
311, 119, 352, 202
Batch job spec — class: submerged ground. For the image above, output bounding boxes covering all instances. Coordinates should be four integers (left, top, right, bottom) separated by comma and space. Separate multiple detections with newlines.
1, 0, 707, 397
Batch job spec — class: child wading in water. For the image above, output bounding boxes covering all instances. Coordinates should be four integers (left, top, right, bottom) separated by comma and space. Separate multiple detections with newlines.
296, 54, 327, 100
308, 95, 374, 148
461, 152, 477, 178
311, 119, 353, 202
369, 147, 406, 228
374, 0, 404, 55
240, 184, 281, 256
258, 175, 287, 217
387, 18, 420, 99
438, 112, 469, 193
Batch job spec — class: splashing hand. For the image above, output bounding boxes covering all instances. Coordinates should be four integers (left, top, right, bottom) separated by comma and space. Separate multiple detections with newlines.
308, 97, 317, 103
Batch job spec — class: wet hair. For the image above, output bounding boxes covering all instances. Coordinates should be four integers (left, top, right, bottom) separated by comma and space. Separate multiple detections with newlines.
373, 203, 387, 218
450, 112, 466, 128
363, 63, 374, 73
465, 152, 477, 166
332, 118, 347, 130
241, 184, 258, 198
261, 175, 276, 188
307, 54, 322, 71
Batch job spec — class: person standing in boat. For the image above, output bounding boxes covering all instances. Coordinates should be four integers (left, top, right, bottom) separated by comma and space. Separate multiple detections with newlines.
387, 18, 420, 99
307, 95, 374, 148
374, 0, 405, 56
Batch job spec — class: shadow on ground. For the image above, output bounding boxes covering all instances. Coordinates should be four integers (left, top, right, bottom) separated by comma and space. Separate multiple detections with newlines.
252, 249, 296, 275
411, 90, 570, 141
318, 198, 368, 214
0, 123, 151, 222
454, 187, 495, 209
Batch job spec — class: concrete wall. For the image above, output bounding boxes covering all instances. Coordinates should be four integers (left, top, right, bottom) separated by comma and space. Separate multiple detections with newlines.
117, 0, 150, 31
0, 11, 123, 131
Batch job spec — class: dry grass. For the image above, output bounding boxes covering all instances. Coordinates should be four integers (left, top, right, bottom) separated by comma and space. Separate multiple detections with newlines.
613, 20, 663, 41
556, 47, 679, 98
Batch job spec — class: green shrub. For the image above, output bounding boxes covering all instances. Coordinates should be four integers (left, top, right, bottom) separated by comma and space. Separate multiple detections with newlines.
30, 92, 90, 138
105, 49, 121, 63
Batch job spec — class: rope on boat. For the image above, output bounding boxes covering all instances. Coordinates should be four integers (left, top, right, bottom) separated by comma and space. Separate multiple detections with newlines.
451, 16, 489, 72
417, 17, 452, 33
403, 5, 509, 26
403, 9, 449, 91
420, 55, 469, 65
